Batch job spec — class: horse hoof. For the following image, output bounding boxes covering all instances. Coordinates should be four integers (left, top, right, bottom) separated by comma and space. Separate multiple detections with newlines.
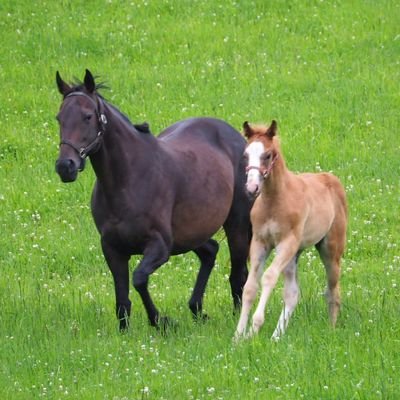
156, 316, 177, 335
118, 319, 130, 333
233, 331, 246, 344
192, 313, 210, 323
119, 326, 129, 334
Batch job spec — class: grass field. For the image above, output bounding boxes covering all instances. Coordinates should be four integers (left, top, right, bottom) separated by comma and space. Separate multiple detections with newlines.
0, 0, 399, 398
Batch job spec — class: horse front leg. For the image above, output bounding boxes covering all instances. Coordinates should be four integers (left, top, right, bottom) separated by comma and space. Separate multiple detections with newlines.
271, 254, 300, 340
101, 239, 131, 331
234, 239, 269, 341
250, 236, 299, 337
132, 234, 171, 328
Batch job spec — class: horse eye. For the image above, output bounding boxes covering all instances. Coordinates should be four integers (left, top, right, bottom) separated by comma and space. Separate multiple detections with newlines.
84, 114, 93, 121
261, 153, 271, 161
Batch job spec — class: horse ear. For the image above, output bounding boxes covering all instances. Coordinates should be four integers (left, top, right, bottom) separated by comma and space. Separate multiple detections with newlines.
56, 71, 72, 95
243, 121, 254, 139
84, 69, 96, 93
266, 120, 277, 138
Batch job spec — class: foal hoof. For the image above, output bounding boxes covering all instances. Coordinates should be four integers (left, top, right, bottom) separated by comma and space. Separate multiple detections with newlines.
233, 331, 248, 344
156, 316, 177, 335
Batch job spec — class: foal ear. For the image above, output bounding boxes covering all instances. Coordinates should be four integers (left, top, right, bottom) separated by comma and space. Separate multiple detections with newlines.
266, 120, 277, 138
56, 71, 72, 96
243, 121, 254, 139
84, 69, 96, 93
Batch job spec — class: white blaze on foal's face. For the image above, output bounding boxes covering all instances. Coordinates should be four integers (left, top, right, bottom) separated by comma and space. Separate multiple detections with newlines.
245, 141, 265, 195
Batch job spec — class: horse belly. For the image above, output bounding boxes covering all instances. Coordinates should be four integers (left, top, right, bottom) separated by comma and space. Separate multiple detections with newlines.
301, 199, 335, 248
171, 166, 235, 249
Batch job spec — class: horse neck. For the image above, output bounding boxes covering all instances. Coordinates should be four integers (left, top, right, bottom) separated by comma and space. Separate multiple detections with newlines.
89, 102, 158, 189
261, 153, 289, 195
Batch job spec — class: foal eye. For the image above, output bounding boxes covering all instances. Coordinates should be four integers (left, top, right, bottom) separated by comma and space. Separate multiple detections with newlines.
261, 153, 271, 161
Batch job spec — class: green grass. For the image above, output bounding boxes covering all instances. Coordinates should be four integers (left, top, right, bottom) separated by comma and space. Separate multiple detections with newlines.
1, 0, 399, 398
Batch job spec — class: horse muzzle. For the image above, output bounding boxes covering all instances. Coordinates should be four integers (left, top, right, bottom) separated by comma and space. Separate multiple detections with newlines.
246, 182, 260, 199
55, 158, 85, 182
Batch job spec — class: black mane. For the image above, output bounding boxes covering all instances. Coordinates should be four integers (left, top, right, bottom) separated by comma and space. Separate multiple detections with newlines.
68, 79, 151, 134
70, 76, 108, 93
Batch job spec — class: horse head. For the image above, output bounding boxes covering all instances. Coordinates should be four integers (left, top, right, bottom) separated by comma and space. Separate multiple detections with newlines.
242, 120, 279, 196
55, 69, 107, 182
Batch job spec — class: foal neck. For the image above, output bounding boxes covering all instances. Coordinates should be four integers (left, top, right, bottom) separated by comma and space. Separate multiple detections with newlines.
261, 154, 288, 195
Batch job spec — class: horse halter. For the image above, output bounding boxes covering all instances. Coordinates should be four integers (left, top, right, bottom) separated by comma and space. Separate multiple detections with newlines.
246, 153, 279, 179
59, 92, 108, 164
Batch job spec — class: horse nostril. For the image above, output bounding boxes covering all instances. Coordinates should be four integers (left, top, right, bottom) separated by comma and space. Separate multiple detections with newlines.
246, 182, 258, 195
56, 158, 72, 171
56, 159, 78, 182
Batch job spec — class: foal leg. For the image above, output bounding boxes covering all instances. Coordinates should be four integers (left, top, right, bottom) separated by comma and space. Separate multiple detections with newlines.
250, 237, 299, 337
189, 239, 219, 320
316, 232, 344, 327
132, 234, 171, 327
271, 252, 301, 340
234, 239, 269, 340
101, 239, 131, 331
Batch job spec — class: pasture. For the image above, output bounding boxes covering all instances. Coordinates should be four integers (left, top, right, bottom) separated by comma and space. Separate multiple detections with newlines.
0, 0, 399, 398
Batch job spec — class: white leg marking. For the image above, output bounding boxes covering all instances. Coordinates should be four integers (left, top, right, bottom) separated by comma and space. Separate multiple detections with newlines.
249, 237, 299, 337
271, 257, 299, 340
234, 239, 269, 341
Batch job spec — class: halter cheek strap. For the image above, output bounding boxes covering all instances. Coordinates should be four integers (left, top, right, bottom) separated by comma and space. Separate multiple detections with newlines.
59, 92, 108, 162
246, 154, 279, 179
60, 132, 103, 159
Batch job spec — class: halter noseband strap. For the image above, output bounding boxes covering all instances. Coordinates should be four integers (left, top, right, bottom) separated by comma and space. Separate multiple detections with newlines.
59, 92, 108, 162
246, 154, 279, 179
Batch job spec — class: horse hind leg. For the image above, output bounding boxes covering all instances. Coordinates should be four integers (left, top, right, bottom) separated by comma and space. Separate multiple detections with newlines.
189, 239, 219, 320
271, 252, 301, 340
223, 188, 251, 311
316, 227, 345, 327
225, 224, 250, 311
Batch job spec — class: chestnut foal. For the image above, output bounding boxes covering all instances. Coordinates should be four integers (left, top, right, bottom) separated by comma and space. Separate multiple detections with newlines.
235, 121, 347, 340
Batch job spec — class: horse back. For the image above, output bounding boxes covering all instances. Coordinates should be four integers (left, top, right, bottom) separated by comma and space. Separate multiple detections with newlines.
301, 172, 347, 215
297, 172, 348, 242
158, 117, 246, 161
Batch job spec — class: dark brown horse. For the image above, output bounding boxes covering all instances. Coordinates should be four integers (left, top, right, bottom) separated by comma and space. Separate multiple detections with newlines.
55, 69, 251, 331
